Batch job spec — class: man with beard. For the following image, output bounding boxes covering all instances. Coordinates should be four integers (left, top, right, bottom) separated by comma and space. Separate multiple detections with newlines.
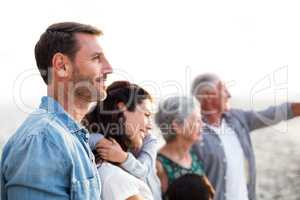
1, 22, 112, 200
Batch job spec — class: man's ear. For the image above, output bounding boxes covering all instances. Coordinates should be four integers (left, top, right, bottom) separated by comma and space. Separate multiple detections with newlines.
171, 119, 182, 135
52, 53, 71, 78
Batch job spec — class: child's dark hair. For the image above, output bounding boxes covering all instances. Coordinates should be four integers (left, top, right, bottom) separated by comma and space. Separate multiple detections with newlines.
166, 174, 215, 200
83, 81, 152, 151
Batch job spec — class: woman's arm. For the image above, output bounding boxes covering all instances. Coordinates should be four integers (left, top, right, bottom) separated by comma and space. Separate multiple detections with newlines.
96, 134, 159, 179
120, 134, 158, 178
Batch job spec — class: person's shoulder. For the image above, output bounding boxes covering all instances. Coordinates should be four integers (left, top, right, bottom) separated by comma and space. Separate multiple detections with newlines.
225, 109, 249, 127
1, 110, 68, 166
4, 109, 51, 143
99, 162, 141, 198
226, 108, 246, 118
158, 146, 169, 156
99, 162, 142, 184
4, 108, 72, 152
99, 162, 129, 177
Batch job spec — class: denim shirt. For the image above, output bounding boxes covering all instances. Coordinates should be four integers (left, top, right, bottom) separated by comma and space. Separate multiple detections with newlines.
193, 103, 294, 200
89, 133, 162, 200
1, 96, 101, 200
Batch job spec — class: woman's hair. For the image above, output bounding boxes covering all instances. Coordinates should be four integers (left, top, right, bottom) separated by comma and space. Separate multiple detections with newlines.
83, 81, 152, 151
155, 96, 197, 143
167, 174, 215, 200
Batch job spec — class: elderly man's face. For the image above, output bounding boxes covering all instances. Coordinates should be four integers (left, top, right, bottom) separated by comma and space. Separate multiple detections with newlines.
198, 80, 231, 115
217, 81, 231, 113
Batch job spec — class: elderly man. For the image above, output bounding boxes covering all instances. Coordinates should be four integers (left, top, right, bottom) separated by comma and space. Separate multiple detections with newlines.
191, 73, 300, 200
1, 22, 112, 199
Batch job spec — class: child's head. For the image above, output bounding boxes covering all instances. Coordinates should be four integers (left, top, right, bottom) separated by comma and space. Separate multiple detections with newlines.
167, 174, 215, 200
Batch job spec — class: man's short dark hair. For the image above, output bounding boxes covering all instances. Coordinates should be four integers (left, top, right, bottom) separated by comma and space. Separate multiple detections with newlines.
34, 22, 102, 85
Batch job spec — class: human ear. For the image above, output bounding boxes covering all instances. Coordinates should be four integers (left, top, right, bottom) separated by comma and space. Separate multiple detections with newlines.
52, 53, 70, 78
171, 120, 182, 135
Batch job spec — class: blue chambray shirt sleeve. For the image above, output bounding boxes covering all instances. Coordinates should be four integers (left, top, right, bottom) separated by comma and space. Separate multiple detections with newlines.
121, 134, 159, 179
1, 131, 70, 200
235, 102, 294, 132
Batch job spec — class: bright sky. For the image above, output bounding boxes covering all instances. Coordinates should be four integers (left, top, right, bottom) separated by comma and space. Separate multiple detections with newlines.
1, 0, 300, 111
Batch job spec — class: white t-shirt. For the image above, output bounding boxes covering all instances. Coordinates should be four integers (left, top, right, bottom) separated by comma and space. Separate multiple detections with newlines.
208, 119, 249, 200
98, 162, 154, 200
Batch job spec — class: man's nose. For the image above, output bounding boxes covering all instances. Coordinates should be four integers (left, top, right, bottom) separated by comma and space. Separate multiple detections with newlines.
226, 90, 231, 98
101, 56, 113, 75
146, 120, 153, 130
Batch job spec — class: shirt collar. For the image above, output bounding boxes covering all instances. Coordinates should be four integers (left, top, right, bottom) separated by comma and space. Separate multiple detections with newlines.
202, 112, 231, 133
39, 96, 89, 142
205, 118, 224, 134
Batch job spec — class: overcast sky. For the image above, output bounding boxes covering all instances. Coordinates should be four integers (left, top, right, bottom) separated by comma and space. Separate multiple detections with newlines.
1, 0, 300, 111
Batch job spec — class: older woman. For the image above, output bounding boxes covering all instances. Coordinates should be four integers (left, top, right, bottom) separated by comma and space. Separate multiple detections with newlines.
155, 96, 212, 197
84, 81, 161, 200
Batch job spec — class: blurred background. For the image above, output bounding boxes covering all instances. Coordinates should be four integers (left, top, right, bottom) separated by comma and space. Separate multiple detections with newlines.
1, 0, 300, 199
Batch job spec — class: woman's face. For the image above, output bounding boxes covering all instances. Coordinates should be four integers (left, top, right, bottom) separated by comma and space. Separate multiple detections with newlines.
177, 106, 203, 143
123, 99, 152, 150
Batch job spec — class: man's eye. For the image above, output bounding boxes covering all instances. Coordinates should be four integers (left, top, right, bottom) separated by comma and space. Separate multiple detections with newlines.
92, 55, 101, 61
94, 56, 100, 60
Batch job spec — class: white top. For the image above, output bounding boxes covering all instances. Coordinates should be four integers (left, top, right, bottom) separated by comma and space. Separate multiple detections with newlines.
208, 119, 249, 200
98, 162, 154, 200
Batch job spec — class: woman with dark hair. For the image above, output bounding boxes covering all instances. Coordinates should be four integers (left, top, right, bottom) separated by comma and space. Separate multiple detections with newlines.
167, 174, 214, 200
84, 81, 161, 200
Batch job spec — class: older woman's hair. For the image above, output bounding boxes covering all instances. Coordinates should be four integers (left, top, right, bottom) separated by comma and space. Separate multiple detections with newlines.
83, 81, 152, 151
191, 73, 220, 97
155, 96, 197, 142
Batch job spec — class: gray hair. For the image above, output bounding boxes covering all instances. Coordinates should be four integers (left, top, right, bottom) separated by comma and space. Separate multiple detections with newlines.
191, 73, 220, 97
155, 96, 197, 143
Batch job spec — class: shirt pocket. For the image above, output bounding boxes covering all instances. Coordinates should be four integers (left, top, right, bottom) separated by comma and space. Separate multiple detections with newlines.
71, 176, 100, 200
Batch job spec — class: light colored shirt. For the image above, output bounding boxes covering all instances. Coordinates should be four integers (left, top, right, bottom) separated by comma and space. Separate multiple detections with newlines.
208, 119, 249, 200
193, 103, 294, 200
98, 162, 153, 200
1, 96, 101, 200
89, 133, 162, 200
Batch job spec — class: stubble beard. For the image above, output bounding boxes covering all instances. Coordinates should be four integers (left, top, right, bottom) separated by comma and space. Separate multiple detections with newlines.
71, 68, 107, 103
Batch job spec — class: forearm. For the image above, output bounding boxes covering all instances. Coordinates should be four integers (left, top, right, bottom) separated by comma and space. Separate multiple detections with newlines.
121, 135, 158, 179
121, 153, 150, 178
241, 102, 294, 131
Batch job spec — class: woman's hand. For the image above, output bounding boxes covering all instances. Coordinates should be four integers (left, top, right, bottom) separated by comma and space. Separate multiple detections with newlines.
96, 138, 128, 163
